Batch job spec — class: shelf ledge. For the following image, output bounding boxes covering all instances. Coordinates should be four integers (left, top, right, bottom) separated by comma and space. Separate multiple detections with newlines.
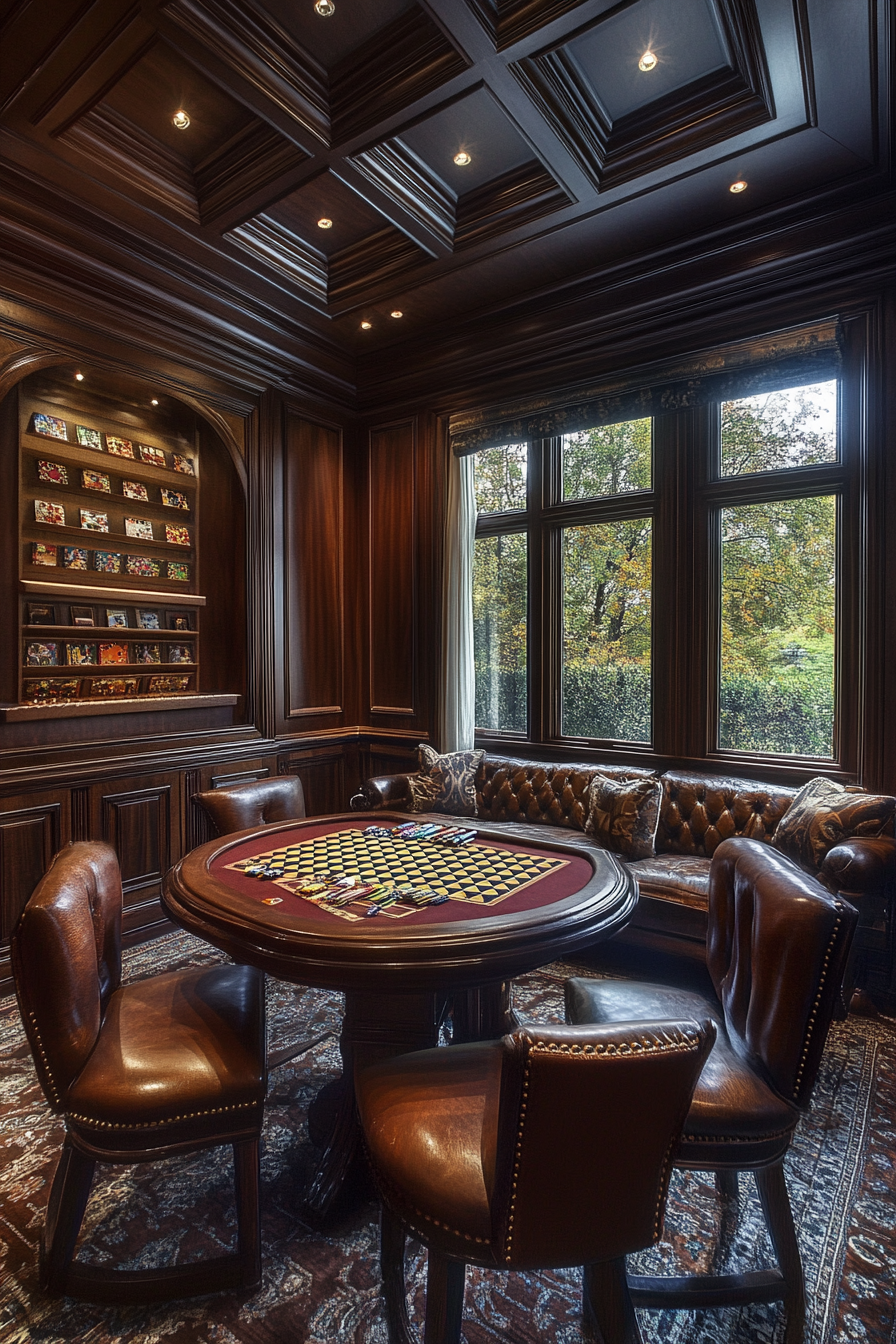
1, 693, 238, 722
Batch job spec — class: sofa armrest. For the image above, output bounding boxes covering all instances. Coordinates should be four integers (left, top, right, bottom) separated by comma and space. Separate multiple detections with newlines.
818, 836, 896, 908
349, 773, 413, 812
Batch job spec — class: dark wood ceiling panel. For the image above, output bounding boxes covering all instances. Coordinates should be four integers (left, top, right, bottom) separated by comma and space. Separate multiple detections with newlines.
255, 0, 415, 69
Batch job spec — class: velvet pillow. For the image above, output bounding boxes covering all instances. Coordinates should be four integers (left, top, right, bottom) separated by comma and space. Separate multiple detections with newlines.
407, 744, 484, 816
584, 773, 662, 860
772, 776, 896, 870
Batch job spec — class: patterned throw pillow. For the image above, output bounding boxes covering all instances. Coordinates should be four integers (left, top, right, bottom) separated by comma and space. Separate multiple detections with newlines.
772, 776, 896, 870
584, 773, 662, 860
406, 744, 484, 816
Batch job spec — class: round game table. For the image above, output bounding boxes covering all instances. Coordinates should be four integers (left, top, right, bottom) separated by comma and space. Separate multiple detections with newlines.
163, 812, 636, 1221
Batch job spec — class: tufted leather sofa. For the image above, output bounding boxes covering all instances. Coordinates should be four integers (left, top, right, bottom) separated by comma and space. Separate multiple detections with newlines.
351, 756, 896, 971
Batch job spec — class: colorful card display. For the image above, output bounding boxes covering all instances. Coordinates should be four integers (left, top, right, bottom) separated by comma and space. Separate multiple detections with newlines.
66, 643, 97, 666
126, 555, 162, 578
99, 643, 129, 665
106, 609, 128, 628
137, 609, 160, 629
172, 454, 195, 476
76, 425, 103, 451
37, 460, 68, 485
80, 508, 108, 531
93, 550, 122, 573
24, 679, 81, 703
61, 546, 88, 570
71, 606, 94, 626
160, 488, 188, 510
31, 543, 57, 566
149, 674, 191, 693
26, 641, 58, 666
106, 436, 134, 459
168, 613, 192, 630
82, 469, 111, 492
35, 500, 65, 525
167, 561, 189, 581
122, 480, 149, 502
90, 677, 139, 697
138, 444, 166, 469
165, 524, 190, 546
167, 643, 194, 663
135, 643, 161, 664
125, 517, 153, 541
31, 413, 67, 440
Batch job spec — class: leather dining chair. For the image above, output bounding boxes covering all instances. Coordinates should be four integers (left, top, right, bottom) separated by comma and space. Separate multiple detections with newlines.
11, 841, 267, 1304
194, 774, 306, 837
565, 835, 858, 1344
357, 1017, 715, 1344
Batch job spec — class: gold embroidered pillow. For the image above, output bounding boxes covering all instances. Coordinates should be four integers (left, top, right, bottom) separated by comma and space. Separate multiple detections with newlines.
407, 744, 484, 816
584, 773, 662, 860
773, 776, 896, 870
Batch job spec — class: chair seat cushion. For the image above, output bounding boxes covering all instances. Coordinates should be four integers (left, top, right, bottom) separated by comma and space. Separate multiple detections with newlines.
357, 1040, 504, 1254
565, 978, 798, 1167
628, 854, 712, 907
67, 963, 266, 1153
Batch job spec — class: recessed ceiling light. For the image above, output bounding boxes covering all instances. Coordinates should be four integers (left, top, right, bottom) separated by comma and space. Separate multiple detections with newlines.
453, 151, 471, 166
314, 0, 335, 14
390, 310, 403, 319
75, 372, 84, 381
729, 179, 748, 193
151, 398, 159, 406
172, 110, 190, 129
317, 217, 333, 229
360, 321, 372, 330
638, 50, 657, 71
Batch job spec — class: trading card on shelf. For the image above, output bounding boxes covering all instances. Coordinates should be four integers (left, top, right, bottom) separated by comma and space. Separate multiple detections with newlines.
37, 460, 68, 485
126, 554, 162, 578
138, 444, 167, 469
31, 413, 68, 440
76, 425, 103, 451
27, 603, 55, 625
167, 561, 189, 581
137, 609, 161, 630
24, 678, 81, 703
148, 673, 191, 693
93, 550, 122, 573
165, 524, 190, 546
168, 612, 192, 630
66, 642, 97, 666
81, 469, 111, 492
172, 454, 195, 475
160, 488, 189, 509
105, 608, 128, 628
125, 517, 153, 541
135, 642, 161, 664
31, 542, 57, 567
90, 676, 138, 697
71, 605, 94, 626
61, 546, 88, 570
106, 436, 134, 459
99, 643, 129, 664
122, 480, 149, 502
35, 500, 65, 525
167, 643, 194, 663
26, 641, 58, 666
80, 508, 108, 531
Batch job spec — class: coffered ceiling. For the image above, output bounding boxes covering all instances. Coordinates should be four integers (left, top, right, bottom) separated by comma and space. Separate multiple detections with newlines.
0, 0, 888, 361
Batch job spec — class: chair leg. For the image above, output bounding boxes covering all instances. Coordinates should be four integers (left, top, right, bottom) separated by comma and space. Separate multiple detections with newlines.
234, 1138, 262, 1291
424, 1250, 465, 1344
583, 1259, 643, 1344
755, 1160, 806, 1344
381, 1205, 415, 1344
40, 1137, 95, 1295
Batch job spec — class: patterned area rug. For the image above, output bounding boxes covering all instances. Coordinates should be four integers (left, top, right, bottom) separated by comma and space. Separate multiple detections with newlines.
2, 931, 896, 1343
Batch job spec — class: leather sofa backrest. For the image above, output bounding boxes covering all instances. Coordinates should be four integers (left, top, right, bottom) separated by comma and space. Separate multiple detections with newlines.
475, 756, 656, 831
657, 769, 797, 858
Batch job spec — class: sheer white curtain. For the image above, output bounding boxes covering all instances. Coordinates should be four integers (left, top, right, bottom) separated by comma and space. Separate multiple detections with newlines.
439, 450, 477, 751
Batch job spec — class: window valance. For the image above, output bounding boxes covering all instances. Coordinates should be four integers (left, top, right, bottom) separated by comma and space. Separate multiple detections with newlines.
449, 319, 842, 455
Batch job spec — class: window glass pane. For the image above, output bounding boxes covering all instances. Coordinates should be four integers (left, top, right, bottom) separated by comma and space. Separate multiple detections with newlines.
473, 442, 527, 514
474, 533, 527, 732
561, 418, 651, 501
720, 497, 836, 755
561, 519, 651, 742
720, 380, 838, 477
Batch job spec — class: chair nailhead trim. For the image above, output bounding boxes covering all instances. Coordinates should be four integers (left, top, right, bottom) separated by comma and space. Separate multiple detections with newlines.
793, 910, 843, 1099
681, 1126, 793, 1144
374, 1163, 489, 1246
69, 1099, 259, 1130
25, 1009, 63, 1109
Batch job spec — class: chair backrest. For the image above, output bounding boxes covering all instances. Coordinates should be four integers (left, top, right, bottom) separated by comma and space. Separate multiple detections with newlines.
11, 841, 122, 1113
706, 836, 858, 1109
194, 775, 306, 836
489, 1018, 714, 1269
